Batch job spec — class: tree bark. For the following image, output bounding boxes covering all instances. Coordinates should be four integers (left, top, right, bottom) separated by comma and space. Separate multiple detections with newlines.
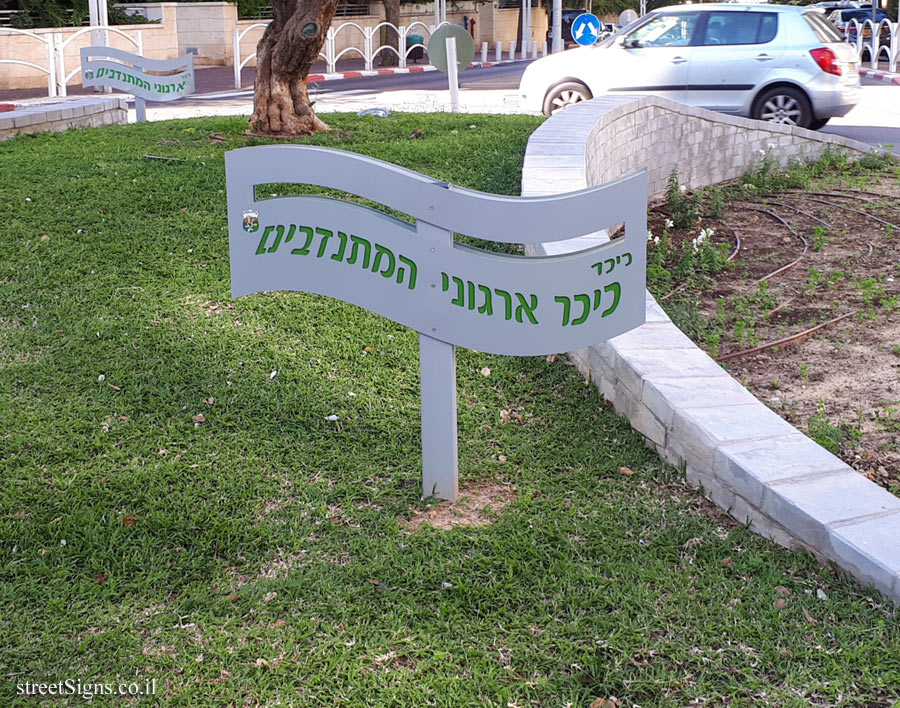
380, 0, 401, 67
249, 0, 339, 137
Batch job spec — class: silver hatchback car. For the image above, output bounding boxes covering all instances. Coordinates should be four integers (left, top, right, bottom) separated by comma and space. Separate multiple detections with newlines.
518, 3, 860, 130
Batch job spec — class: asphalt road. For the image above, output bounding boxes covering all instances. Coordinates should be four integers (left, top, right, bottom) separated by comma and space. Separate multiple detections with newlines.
307, 63, 900, 153
310, 60, 531, 97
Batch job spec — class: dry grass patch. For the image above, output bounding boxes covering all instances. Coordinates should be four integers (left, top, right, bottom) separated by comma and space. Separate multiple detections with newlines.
400, 480, 517, 532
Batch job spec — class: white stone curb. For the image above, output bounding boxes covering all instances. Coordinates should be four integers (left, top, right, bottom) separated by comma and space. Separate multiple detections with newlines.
0, 96, 128, 141
522, 95, 900, 603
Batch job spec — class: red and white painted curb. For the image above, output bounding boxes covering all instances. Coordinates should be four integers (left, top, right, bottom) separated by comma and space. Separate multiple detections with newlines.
306, 58, 527, 84
859, 67, 900, 86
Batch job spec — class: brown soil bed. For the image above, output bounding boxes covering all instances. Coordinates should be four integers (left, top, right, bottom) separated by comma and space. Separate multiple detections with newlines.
649, 169, 900, 498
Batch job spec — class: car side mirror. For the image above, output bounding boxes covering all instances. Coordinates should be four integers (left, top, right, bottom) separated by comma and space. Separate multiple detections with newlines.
622, 37, 639, 48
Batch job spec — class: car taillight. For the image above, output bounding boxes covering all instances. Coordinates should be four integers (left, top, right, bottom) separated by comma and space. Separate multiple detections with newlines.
810, 47, 842, 76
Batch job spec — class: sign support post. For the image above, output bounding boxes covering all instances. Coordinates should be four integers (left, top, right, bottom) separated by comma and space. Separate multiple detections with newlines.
419, 332, 459, 501
135, 97, 147, 122
445, 36, 459, 113
418, 219, 459, 501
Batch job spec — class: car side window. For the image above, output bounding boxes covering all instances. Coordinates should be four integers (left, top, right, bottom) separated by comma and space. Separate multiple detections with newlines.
625, 13, 699, 48
701, 12, 777, 46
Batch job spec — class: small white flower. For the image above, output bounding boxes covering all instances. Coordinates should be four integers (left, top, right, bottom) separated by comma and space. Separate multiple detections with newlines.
269, 370, 277, 380
653, 236, 660, 245
679, 185, 687, 194
768, 143, 776, 150
325, 414, 339, 421
98, 374, 106, 382
60, 539, 67, 547
665, 218, 674, 229
758, 149, 766, 156
647, 228, 654, 242
348, 391, 357, 397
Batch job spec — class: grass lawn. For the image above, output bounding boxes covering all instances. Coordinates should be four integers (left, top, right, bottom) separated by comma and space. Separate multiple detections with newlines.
1, 114, 898, 708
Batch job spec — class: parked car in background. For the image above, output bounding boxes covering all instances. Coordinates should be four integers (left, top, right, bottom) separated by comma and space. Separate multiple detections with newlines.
546, 9, 587, 47
826, 7, 893, 44
519, 3, 860, 130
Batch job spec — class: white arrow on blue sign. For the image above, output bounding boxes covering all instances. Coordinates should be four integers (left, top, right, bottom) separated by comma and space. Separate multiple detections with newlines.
572, 12, 603, 46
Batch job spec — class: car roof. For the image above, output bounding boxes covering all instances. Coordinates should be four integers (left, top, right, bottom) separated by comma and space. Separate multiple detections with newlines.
654, 3, 807, 12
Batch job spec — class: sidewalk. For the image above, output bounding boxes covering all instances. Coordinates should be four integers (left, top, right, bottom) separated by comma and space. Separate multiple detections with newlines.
0, 55, 468, 102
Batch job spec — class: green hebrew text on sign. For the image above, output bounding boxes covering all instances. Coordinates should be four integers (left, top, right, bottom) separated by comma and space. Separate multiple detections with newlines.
226, 146, 647, 356
80, 46, 194, 102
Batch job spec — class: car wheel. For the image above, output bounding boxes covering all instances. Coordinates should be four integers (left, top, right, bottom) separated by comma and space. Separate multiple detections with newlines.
542, 82, 592, 116
807, 117, 830, 131
753, 87, 812, 129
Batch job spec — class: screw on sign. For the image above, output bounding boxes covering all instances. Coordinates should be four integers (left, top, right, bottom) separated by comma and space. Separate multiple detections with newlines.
226, 145, 647, 502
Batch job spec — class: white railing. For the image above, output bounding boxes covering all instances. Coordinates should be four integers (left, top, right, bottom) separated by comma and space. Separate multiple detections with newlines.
233, 20, 452, 88
847, 18, 899, 73
0, 28, 58, 97
0, 25, 143, 97
56, 26, 142, 96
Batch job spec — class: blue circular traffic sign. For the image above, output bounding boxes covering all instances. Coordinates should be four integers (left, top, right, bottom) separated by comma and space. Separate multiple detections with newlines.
571, 13, 602, 46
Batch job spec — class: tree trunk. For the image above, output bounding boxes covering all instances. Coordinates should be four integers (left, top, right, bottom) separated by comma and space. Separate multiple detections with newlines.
381, 0, 400, 67
249, 0, 339, 137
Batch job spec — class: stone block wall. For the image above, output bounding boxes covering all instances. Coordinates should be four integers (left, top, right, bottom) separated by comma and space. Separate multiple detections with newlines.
583, 96, 876, 200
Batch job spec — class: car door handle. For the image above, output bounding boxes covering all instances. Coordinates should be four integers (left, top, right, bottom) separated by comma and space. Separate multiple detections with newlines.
671, 56, 687, 64
755, 53, 774, 61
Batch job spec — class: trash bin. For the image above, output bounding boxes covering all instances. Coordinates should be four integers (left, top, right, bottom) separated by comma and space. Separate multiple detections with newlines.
406, 34, 424, 63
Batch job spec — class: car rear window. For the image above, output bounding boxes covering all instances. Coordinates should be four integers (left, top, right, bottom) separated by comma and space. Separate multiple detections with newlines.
701, 11, 778, 45
805, 11, 845, 42
840, 10, 890, 21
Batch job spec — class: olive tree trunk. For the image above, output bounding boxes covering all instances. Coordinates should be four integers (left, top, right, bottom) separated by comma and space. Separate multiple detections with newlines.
249, 0, 339, 137
380, 0, 401, 67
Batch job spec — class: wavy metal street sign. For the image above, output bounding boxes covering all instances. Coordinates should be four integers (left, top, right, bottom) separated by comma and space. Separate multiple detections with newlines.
80, 46, 194, 121
226, 145, 647, 500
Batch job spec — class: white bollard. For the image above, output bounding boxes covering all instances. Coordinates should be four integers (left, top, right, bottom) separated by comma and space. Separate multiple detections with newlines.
532, 41, 538, 58
520, 41, 528, 60
496, 42, 502, 62
509, 40, 516, 61
541, 41, 547, 57
481, 41, 488, 64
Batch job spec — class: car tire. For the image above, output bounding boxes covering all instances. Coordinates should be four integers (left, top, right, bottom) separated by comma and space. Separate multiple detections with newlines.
542, 82, 592, 116
752, 86, 812, 129
807, 117, 830, 131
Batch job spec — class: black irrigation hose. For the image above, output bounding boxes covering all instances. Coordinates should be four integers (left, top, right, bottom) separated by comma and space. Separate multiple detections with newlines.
727, 227, 741, 262
735, 198, 834, 230
783, 189, 881, 204
787, 196, 900, 232
732, 206, 809, 283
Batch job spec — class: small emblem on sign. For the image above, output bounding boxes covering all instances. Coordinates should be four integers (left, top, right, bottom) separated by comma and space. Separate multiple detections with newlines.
242, 209, 259, 233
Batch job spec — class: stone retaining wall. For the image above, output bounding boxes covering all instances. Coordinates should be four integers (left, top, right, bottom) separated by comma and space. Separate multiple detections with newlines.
582, 95, 876, 200
522, 95, 900, 604
0, 97, 128, 141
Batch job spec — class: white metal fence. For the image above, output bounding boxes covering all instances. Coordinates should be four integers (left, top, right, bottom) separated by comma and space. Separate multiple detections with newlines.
232, 20, 547, 88
234, 21, 449, 88
0, 25, 143, 97
848, 18, 899, 72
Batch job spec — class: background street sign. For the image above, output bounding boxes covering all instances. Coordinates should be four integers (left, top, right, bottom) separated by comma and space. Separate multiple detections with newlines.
427, 25, 476, 73
572, 13, 602, 46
